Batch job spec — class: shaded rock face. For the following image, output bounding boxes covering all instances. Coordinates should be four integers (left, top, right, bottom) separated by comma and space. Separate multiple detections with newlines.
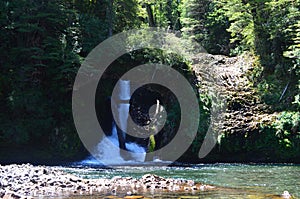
191, 53, 278, 162
127, 85, 163, 148
193, 53, 272, 133
96, 79, 195, 157
129, 84, 181, 151
0, 164, 214, 198
95, 83, 182, 153
94, 51, 199, 158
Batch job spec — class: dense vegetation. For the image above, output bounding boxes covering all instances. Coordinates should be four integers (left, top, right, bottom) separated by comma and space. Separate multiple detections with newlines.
0, 0, 299, 163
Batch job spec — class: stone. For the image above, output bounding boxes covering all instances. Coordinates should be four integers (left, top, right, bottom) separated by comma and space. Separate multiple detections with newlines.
282, 191, 292, 199
0, 164, 217, 198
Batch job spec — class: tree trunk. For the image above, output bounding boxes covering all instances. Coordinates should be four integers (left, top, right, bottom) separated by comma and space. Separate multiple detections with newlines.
145, 3, 156, 27
107, 0, 114, 36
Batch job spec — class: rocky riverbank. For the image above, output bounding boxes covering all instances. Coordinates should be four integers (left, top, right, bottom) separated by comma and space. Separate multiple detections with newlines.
0, 164, 214, 198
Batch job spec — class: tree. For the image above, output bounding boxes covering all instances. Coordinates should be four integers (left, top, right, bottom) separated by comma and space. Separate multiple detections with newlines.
202, 0, 231, 54
214, 0, 255, 54
114, 0, 141, 31
180, 0, 210, 42
0, 0, 81, 155
137, 0, 182, 30
180, 0, 231, 55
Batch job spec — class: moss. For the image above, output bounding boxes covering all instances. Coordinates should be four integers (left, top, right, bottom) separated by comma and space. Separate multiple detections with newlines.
148, 135, 156, 152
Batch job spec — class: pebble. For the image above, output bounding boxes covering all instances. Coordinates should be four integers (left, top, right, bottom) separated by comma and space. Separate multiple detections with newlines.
0, 164, 214, 198
282, 191, 292, 199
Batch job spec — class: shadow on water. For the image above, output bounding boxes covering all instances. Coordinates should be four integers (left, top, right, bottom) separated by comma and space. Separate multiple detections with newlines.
41, 187, 297, 199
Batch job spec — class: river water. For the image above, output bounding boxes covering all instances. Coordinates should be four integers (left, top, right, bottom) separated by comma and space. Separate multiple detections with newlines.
58, 163, 299, 198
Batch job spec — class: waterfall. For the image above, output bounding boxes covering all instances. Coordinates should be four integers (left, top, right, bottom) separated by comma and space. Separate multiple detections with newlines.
85, 80, 146, 165
117, 80, 130, 140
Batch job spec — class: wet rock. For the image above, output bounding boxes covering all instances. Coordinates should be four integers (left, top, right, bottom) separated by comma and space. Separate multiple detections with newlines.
282, 191, 292, 199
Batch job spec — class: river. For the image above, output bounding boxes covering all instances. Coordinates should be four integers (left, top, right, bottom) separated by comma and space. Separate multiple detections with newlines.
57, 163, 299, 198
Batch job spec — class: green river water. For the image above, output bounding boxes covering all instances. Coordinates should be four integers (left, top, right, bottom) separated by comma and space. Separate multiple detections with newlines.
57, 163, 299, 199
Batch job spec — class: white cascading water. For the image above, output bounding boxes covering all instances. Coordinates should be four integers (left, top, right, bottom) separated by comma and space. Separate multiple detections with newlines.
118, 80, 146, 162
85, 80, 146, 165
118, 80, 130, 138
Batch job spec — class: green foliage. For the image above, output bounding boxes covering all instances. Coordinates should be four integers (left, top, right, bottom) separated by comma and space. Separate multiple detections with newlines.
78, 14, 108, 55
273, 112, 300, 139
180, 0, 210, 43
180, 0, 232, 55
136, 0, 182, 29
255, 61, 297, 110
114, 0, 141, 31
213, 0, 255, 55
216, 0, 300, 110
272, 0, 300, 61
211, 0, 299, 77
190, 93, 211, 154
0, 0, 81, 156
204, 1, 231, 55
219, 112, 300, 162
272, 112, 300, 159
148, 135, 156, 152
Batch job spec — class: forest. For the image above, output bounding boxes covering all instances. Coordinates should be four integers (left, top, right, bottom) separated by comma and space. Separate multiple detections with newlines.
0, 0, 299, 163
